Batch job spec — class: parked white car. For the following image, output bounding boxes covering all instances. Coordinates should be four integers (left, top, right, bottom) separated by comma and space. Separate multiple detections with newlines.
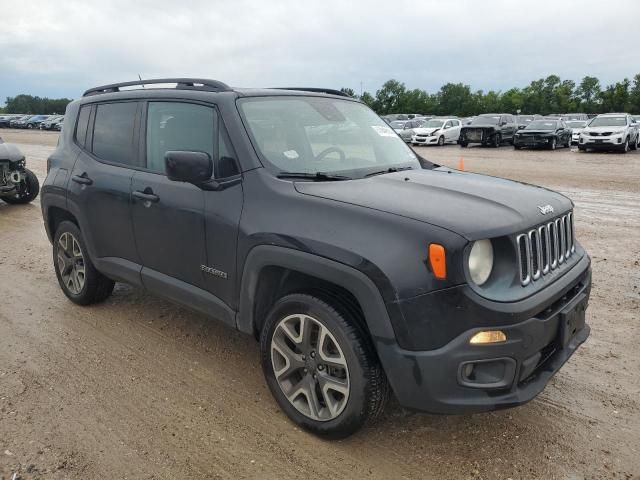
578, 113, 639, 152
411, 118, 462, 146
566, 120, 588, 144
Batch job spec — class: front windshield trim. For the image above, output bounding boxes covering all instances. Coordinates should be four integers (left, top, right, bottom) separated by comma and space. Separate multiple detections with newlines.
588, 116, 627, 127
236, 95, 428, 179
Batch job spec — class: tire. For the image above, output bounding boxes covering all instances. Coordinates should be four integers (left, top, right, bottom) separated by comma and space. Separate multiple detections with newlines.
492, 134, 501, 148
578, 145, 586, 152
260, 293, 389, 439
514, 144, 521, 150
549, 137, 557, 150
53, 221, 115, 305
630, 136, 638, 151
621, 138, 629, 153
459, 141, 468, 148
437, 136, 445, 146
0, 169, 40, 204
565, 136, 571, 148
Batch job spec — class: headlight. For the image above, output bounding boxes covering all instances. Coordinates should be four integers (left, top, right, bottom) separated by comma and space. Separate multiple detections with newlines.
468, 239, 494, 286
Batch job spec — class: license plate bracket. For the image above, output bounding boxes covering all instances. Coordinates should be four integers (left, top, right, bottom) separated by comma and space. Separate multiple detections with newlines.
559, 293, 587, 348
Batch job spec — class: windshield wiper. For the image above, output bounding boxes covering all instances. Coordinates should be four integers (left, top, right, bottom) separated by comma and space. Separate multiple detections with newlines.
277, 171, 352, 181
364, 166, 414, 178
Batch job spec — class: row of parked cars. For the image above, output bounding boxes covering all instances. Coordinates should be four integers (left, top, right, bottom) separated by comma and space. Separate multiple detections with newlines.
385, 112, 640, 153
0, 114, 64, 131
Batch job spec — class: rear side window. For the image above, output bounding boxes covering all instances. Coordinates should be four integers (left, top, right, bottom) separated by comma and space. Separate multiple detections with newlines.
75, 105, 91, 147
146, 102, 215, 174
92, 102, 139, 166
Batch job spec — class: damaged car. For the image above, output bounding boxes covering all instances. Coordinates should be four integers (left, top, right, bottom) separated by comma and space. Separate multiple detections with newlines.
0, 140, 40, 204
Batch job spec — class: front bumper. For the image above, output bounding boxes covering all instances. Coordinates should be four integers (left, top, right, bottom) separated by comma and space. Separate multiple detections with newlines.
514, 136, 552, 148
376, 255, 591, 414
579, 135, 625, 149
412, 135, 439, 145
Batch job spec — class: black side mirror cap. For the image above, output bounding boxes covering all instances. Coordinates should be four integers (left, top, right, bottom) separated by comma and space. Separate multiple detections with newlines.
165, 150, 213, 184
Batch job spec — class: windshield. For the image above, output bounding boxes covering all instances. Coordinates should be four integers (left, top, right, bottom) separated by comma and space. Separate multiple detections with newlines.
390, 121, 406, 129
471, 116, 500, 125
517, 116, 534, 123
525, 120, 557, 130
420, 119, 445, 128
566, 121, 586, 128
239, 97, 421, 178
589, 116, 626, 127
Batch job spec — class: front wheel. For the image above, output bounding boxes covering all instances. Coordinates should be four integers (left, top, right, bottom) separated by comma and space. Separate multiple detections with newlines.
1, 169, 39, 204
630, 136, 638, 151
492, 134, 501, 147
260, 293, 389, 439
459, 141, 468, 148
621, 138, 629, 153
549, 137, 557, 150
53, 221, 115, 305
437, 136, 445, 146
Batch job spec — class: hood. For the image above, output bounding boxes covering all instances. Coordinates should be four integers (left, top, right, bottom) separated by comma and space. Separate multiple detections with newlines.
0, 143, 25, 162
584, 125, 625, 133
413, 127, 440, 135
294, 168, 572, 240
461, 124, 497, 130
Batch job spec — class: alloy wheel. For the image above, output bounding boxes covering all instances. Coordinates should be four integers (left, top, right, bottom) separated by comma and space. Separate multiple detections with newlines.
57, 232, 86, 295
271, 314, 350, 421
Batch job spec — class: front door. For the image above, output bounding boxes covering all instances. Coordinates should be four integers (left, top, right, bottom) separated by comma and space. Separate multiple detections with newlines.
131, 100, 243, 319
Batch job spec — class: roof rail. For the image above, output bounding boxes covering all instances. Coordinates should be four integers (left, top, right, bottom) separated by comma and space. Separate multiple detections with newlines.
273, 87, 352, 97
83, 78, 232, 97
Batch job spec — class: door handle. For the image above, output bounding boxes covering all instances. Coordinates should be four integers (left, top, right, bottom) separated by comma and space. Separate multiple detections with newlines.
71, 173, 93, 185
133, 190, 160, 203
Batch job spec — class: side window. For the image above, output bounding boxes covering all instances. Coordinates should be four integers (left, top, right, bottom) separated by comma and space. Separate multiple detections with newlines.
75, 105, 91, 148
146, 102, 215, 174
92, 102, 139, 166
444, 121, 452, 129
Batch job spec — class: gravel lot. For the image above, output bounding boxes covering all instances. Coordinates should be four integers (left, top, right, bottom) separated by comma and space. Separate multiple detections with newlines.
1, 129, 639, 479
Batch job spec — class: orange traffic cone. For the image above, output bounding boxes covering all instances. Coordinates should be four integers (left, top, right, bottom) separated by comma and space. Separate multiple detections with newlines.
458, 157, 465, 171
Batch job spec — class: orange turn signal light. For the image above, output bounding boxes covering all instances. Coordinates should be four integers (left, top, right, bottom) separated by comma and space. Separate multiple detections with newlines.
429, 244, 447, 279
469, 330, 507, 345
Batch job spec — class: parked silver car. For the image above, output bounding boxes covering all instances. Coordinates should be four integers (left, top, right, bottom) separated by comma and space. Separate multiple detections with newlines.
397, 119, 428, 142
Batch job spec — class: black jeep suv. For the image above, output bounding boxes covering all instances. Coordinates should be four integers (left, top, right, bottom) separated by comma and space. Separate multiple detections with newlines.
459, 113, 517, 147
41, 79, 591, 438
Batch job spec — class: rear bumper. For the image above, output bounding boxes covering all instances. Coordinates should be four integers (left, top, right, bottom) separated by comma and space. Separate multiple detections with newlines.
376, 256, 591, 414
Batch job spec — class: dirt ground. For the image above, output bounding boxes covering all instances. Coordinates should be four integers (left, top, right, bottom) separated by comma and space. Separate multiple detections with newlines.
0, 129, 638, 480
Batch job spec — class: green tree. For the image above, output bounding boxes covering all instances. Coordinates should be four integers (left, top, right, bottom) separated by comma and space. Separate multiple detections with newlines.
600, 79, 630, 113
340, 87, 355, 97
373, 80, 407, 114
5, 94, 72, 114
576, 76, 602, 113
628, 74, 640, 113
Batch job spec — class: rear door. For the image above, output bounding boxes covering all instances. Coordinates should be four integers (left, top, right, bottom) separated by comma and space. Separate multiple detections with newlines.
67, 101, 142, 285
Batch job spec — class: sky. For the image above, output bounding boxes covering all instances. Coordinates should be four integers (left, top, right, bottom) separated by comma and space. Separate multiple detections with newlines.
1, 0, 639, 103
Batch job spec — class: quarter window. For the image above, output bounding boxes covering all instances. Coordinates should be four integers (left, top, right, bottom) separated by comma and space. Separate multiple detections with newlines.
75, 105, 91, 148
146, 102, 216, 174
92, 102, 139, 166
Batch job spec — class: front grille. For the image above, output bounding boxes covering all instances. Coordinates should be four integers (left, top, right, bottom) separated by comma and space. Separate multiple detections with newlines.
517, 211, 575, 286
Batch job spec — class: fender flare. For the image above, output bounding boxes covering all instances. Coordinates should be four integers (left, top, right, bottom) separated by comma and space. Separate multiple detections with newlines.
235, 245, 397, 342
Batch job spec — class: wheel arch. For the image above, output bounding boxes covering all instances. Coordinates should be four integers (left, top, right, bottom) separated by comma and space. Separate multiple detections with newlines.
46, 206, 79, 242
236, 245, 397, 344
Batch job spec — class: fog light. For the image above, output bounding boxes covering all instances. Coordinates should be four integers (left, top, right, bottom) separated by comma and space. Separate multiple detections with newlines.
469, 330, 506, 345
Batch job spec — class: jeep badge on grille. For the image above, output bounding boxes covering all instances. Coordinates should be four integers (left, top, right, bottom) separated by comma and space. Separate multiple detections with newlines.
538, 204, 554, 215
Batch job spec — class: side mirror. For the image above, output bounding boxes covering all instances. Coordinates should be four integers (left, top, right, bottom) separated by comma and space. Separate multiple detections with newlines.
165, 150, 213, 184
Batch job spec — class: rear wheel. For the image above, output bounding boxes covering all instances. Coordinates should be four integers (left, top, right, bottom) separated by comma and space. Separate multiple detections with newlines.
1, 169, 39, 204
260, 293, 389, 439
53, 221, 115, 305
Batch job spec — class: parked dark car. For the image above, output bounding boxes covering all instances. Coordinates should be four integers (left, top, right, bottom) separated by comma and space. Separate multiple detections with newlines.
513, 119, 572, 150
41, 78, 591, 438
0, 141, 40, 204
0, 115, 21, 128
459, 113, 517, 147
24, 115, 50, 129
